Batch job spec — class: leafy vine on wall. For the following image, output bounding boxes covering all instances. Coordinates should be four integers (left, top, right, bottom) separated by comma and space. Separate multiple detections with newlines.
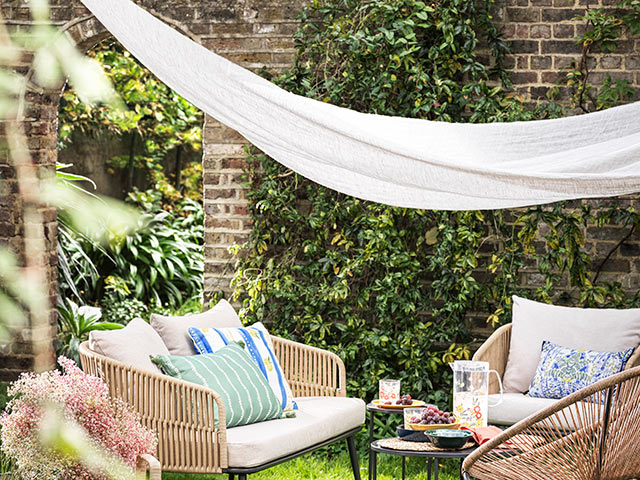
231, 0, 640, 402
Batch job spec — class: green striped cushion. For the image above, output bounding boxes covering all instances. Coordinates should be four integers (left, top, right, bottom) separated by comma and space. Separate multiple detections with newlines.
151, 342, 283, 428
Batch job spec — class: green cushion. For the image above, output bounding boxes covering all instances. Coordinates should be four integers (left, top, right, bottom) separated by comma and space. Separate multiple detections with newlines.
151, 342, 283, 428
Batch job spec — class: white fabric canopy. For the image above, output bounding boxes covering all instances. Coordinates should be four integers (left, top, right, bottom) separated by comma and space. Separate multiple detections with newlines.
80, 0, 640, 210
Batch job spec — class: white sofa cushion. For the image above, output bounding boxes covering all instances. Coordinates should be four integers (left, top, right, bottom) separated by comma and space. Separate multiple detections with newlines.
150, 299, 242, 356
89, 318, 169, 374
502, 296, 640, 393
225, 396, 365, 468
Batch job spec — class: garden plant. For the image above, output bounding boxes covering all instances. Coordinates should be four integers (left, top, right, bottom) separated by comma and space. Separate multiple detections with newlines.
232, 0, 640, 411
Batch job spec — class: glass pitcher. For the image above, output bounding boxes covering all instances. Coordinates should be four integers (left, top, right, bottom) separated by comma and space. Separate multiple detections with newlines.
450, 360, 503, 428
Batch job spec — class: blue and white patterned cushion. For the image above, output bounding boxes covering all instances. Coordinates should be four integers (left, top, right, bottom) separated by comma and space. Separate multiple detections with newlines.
528, 341, 634, 400
189, 322, 297, 412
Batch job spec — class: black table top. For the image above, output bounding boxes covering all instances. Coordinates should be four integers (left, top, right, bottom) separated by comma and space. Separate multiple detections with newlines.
370, 439, 477, 459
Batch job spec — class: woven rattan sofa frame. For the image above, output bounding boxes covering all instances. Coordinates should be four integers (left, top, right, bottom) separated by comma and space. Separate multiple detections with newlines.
473, 323, 640, 395
79, 336, 362, 480
461, 365, 640, 480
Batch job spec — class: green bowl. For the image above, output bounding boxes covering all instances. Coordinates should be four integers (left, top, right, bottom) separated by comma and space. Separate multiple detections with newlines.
424, 429, 473, 449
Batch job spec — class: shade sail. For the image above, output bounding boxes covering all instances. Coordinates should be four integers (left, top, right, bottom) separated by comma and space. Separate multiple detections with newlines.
80, 0, 640, 210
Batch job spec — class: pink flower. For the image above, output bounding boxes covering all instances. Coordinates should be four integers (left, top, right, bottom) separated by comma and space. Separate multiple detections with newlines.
0, 357, 157, 479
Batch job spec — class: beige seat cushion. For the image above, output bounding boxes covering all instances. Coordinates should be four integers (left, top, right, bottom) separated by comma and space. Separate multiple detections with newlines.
488, 393, 599, 432
503, 296, 640, 393
89, 318, 169, 374
226, 396, 365, 468
150, 299, 242, 355
488, 393, 558, 426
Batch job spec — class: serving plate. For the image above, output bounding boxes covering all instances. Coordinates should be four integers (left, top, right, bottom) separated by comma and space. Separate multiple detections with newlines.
372, 399, 427, 409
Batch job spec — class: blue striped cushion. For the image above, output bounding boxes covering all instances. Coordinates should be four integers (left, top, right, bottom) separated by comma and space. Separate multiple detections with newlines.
189, 322, 297, 412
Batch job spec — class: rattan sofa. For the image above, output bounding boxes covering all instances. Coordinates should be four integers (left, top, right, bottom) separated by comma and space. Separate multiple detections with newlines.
462, 365, 640, 480
79, 336, 364, 480
474, 323, 640, 426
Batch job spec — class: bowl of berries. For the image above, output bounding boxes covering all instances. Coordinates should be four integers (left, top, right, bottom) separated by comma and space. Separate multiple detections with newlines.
373, 394, 426, 409
405, 405, 460, 431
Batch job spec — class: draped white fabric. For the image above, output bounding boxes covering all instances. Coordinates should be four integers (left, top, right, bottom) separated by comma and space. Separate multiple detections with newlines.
80, 0, 640, 210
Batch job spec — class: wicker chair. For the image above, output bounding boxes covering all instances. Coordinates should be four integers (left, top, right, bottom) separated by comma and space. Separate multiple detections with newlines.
462, 365, 640, 480
79, 336, 362, 480
474, 323, 640, 395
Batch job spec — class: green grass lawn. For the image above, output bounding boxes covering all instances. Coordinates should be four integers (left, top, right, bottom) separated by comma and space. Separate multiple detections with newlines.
163, 451, 461, 480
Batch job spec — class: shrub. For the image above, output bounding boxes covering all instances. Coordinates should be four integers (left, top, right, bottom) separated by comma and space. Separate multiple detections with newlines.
101, 294, 150, 325
233, 0, 640, 407
56, 300, 123, 365
233, 0, 523, 404
0, 357, 156, 479
57, 190, 204, 308
59, 40, 203, 206
111, 192, 204, 307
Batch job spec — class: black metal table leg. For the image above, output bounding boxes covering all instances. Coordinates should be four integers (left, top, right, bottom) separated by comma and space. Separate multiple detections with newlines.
427, 457, 432, 480
371, 448, 377, 480
401, 456, 406, 480
368, 411, 374, 480
434, 459, 439, 480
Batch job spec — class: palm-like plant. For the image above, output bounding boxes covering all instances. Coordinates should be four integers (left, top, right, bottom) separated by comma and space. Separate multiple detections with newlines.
56, 299, 122, 364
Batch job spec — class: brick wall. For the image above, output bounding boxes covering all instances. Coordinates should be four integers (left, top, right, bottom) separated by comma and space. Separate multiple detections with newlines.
1, 0, 638, 379
497, 0, 640, 102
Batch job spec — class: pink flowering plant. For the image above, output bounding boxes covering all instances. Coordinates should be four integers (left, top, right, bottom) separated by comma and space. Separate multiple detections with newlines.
0, 357, 156, 479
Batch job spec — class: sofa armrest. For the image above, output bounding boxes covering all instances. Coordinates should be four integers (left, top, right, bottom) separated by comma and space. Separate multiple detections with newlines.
472, 323, 512, 395
137, 454, 161, 480
271, 336, 347, 397
79, 342, 228, 474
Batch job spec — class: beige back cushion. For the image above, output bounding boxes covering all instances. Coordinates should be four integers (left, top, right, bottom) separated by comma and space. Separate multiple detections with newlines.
89, 317, 169, 374
503, 296, 640, 393
150, 299, 242, 355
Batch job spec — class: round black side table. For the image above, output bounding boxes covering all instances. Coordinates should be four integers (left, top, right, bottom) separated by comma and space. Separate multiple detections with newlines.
366, 402, 406, 480
370, 439, 476, 480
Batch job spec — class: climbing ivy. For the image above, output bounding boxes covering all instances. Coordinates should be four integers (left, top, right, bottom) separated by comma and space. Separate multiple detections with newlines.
563, 0, 640, 111
232, 0, 640, 402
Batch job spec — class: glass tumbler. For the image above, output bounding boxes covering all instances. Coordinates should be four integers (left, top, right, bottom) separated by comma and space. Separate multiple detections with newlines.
404, 407, 423, 429
379, 379, 401, 404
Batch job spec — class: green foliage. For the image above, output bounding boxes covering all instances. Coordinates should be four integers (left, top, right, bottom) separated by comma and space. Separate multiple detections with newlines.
59, 40, 203, 204
115, 191, 204, 307
233, 0, 520, 403
100, 293, 149, 325
233, 0, 640, 405
280, 0, 517, 122
56, 299, 123, 365
58, 190, 204, 309
0, 449, 16, 476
